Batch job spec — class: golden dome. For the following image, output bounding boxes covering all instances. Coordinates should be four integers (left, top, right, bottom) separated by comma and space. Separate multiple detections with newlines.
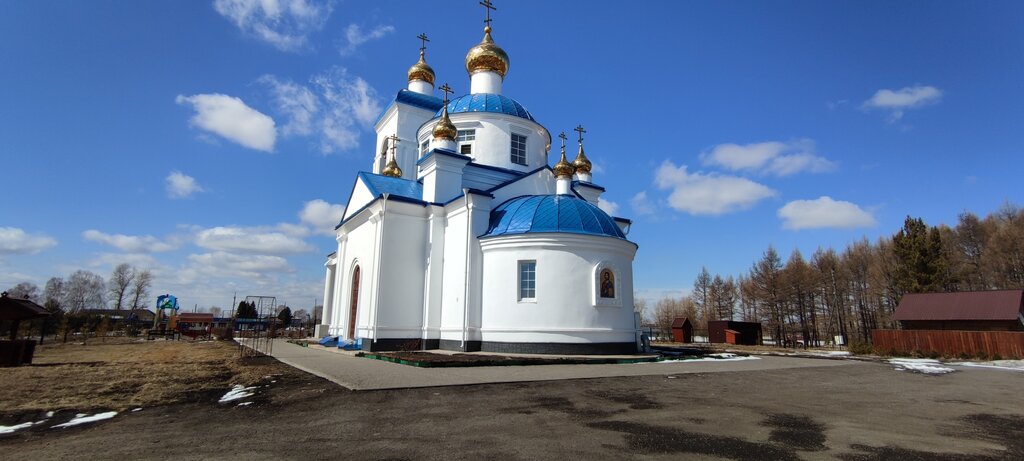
572, 143, 592, 174
552, 149, 574, 179
407, 50, 435, 85
381, 156, 403, 178
432, 105, 457, 141
465, 27, 509, 79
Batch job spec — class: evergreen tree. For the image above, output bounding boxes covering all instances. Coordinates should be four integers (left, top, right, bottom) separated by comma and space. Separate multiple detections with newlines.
892, 216, 949, 293
236, 301, 258, 319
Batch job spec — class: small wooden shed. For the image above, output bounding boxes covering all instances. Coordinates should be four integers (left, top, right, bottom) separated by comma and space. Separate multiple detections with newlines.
671, 317, 693, 343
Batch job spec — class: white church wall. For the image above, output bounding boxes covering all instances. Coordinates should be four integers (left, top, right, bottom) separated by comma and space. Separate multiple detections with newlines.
418, 112, 549, 174
373, 202, 429, 340
332, 205, 383, 339
421, 206, 446, 342
343, 181, 375, 220
439, 203, 469, 343
376, 102, 436, 180
489, 169, 556, 205
479, 233, 637, 345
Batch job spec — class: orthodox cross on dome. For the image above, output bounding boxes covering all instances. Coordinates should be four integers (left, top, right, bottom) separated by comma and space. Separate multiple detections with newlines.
480, 0, 496, 27
388, 134, 400, 152
417, 33, 430, 53
574, 124, 586, 144
558, 131, 567, 150
439, 83, 454, 103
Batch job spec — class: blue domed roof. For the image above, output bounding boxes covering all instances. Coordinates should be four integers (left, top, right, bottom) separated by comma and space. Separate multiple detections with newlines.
483, 195, 626, 239
435, 93, 536, 122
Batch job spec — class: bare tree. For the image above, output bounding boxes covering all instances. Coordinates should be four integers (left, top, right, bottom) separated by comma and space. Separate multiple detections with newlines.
43, 277, 66, 310
64, 270, 106, 313
129, 270, 154, 310
692, 267, 712, 329
108, 263, 135, 310
6, 282, 39, 300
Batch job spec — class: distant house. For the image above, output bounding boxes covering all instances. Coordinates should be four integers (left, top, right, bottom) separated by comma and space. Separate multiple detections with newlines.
83, 308, 156, 328
176, 313, 214, 331
893, 290, 1024, 331
707, 320, 762, 345
671, 317, 693, 343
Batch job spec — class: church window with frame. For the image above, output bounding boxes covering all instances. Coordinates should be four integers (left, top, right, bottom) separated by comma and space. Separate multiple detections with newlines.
457, 129, 475, 155
510, 133, 528, 165
518, 260, 536, 301
419, 139, 429, 156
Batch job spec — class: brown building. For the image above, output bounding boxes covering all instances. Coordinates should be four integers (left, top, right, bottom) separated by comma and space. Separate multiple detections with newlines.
707, 320, 762, 345
893, 290, 1024, 331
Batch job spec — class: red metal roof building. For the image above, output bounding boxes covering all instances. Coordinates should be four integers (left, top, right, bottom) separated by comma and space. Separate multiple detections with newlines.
671, 317, 693, 343
893, 290, 1024, 331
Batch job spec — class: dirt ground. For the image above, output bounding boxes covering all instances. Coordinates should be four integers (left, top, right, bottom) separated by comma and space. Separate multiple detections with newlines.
2, 340, 1023, 460
0, 338, 304, 414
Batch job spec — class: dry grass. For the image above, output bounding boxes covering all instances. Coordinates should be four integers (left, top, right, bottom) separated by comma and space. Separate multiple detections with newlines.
0, 338, 292, 412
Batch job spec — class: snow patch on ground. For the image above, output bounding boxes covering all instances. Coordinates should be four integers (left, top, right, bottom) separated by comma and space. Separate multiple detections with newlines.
237, 402, 253, 406
131, 408, 143, 412
813, 351, 851, 356
955, 360, 1024, 372
0, 422, 36, 434
654, 353, 761, 364
888, 358, 955, 374
219, 385, 258, 403
52, 411, 118, 429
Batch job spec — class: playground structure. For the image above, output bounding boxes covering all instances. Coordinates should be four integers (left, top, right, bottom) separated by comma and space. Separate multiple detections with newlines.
147, 294, 182, 340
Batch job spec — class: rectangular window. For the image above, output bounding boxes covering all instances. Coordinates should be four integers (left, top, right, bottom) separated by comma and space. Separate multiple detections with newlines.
510, 133, 528, 165
420, 140, 429, 156
518, 261, 536, 301
457, 129, 475, 156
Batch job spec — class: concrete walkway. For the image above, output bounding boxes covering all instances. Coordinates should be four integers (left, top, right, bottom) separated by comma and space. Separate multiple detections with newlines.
263, 339, 861, 390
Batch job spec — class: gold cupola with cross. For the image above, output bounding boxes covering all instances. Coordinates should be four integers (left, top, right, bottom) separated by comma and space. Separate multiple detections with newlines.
552, 132, 575, 180
407, 33, 435, 95
381, 135, 403, 178
432, 83, 457, 143
465, 1, 510, 82
571, 124, 593, 180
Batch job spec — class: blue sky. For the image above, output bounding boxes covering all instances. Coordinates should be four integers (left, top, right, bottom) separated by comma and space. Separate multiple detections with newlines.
1, 0, 1022, 309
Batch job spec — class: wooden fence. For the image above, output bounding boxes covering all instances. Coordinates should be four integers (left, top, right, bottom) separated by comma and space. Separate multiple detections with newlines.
872, 329, 1024, 358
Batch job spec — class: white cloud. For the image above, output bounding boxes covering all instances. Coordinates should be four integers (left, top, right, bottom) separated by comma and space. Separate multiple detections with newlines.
862, 85, 943, 122
213, 0, 331, 52
0, 227, 56, 255
655, 161, 777, 215
299, 199, 344, 235
83, 230, 177, 253
165, 170, 205, 199
597, 198, 620, 216
91, 253, 160, 270
339, 24, 395, 56
187, 251, 294, 278
260, 75, 318, 137
777, 196, 877, 230
312, 67, 382, 153
176, 93, 276, 152
701, 139, 835, 176
630, 191, 656, 216
195, 226, 313, 255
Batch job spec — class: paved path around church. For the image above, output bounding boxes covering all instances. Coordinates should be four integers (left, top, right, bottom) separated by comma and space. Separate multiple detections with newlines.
267, 339, 859, 390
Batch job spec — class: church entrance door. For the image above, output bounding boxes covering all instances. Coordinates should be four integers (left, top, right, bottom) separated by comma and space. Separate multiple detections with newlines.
348, 266, 360, 339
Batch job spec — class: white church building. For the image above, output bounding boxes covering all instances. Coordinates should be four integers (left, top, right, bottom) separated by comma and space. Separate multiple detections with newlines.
318, 11, 640, 354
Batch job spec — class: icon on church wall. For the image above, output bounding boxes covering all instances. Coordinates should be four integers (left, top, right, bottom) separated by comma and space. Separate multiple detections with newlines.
600, 269, 615, 298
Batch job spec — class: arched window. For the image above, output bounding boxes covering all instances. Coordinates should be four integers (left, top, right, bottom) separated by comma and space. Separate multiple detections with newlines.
348, 265, 360, 339
600, 269, 615, 298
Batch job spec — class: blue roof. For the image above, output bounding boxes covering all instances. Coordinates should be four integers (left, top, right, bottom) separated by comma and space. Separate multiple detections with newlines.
395, 89, 444, 112
435, 93, 536, 122
483, 195, 627, 239
358, 172, 423, 201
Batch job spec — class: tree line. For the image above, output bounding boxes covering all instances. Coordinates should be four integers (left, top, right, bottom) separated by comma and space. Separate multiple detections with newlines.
4, 263, 154, 342
650, 203, 1024, 346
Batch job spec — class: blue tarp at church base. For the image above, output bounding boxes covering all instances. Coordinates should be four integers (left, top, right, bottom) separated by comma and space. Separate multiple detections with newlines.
339, 338, 363, 350
318, 336, 339, 347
